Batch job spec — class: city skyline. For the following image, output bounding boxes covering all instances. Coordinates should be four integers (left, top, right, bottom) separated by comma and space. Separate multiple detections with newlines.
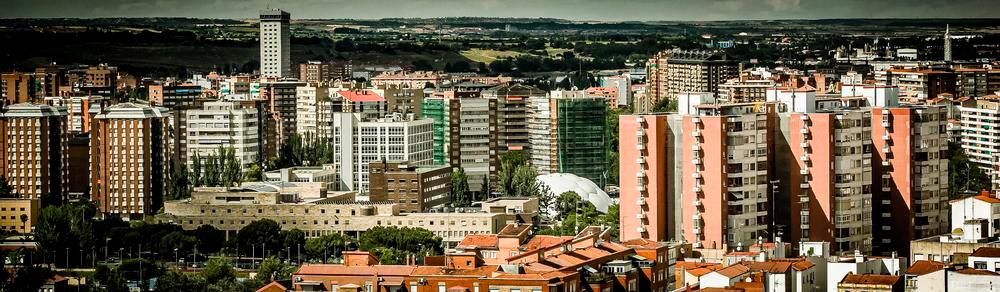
4, 0, 1000, 21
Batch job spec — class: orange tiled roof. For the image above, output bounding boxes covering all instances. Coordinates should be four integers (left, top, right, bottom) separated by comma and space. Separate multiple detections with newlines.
521, 235, 573, 251
745, 261, 793, 273
688, 267, 717, 277
715, 264, 751, 278
296, 264, 415, 277
954, 268, 1000, 275
906, 261, 946, 276
337, 90, 384, 102
974, 195, 1000, 204
971, 247, 1000, 258
411, 265, 498, 277
456, 234, 499, 249
498, 224, 531, 237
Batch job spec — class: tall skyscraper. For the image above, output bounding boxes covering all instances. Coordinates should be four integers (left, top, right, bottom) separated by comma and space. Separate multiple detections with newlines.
90, 103, 169, 218
0, 103, 69, 205
259, 8, 291, 78
944, 24, 953, 62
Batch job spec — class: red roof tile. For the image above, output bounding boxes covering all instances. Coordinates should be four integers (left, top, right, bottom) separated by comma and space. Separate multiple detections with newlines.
954, 268, 1000, 275
906, 261, 945, 276
296, 264, 415, 277
456, 235, 498, 249
337, 90, 384, 102
971, 247, 1000, 258
715, 264, 751, 278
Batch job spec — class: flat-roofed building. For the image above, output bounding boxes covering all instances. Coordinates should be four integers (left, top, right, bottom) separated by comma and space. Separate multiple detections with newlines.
368, 161, 451, 213
155, 186, 516, 244
0, 198, 40, 234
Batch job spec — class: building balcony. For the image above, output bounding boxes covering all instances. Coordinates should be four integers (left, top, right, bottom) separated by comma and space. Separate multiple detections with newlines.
800, 128, 810, 134
693, 199, 702, 207
692, 130, 702, 137
882, 146, 891, 154
637, 171, 646, 178
636, 212, 646, 219
800, 183, 810, 189
692, 143, 701, 151
636, 129, 646, 137
692, 117, 701, 124
800, 115, 810, 121
637, 184, 647, 192
693, 158, 702, 165
636, 157, 646, 165
693, 186, 703, 193
882, 160, 891, 167
801, 142, 810, 148
882, 133, 891, 140
800, 168, 809, 175
882, 121, 891, 128
636, 116, 646, 125
882, 186, 891, 192
693, 225, 702, 234
636, 226, 646, 233
637, 143, 646, 150
800, 155, 810, 162
636, 197, 646, 206
882, 173, 891, 179
692, 172, 702, 179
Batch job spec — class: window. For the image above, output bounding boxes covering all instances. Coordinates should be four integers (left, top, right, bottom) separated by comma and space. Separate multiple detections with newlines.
438, 283, 446, 292
975, 261, 987, 270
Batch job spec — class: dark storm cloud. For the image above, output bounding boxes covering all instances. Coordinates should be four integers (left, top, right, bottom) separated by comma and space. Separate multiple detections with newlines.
3, 0, 997, 20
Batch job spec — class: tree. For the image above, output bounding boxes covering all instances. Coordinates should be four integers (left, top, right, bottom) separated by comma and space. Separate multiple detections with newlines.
255, 256, 293, 283
233, 219, 283, 256
555, 191, 582, 221
948, 141, 991, 199
200, 258, 235, 284
155, 270, 206, 292
280, 229, 306, 260
191, 153, 202, 187
160, 231, 197, 261
167, 159, 191, 200
358, 226, 442, 264
305, 233, 354, 263
245, 164, 263, 182
0, 176, 13, 198
194, 224, 226, 254
651, 98, 678, 113
451, 168, 471, 207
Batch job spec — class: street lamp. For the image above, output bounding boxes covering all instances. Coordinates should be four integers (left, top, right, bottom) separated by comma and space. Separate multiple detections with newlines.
174, 248, 179, 268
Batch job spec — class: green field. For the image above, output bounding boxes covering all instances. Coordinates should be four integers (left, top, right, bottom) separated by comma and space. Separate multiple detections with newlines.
460, 48, 529, 63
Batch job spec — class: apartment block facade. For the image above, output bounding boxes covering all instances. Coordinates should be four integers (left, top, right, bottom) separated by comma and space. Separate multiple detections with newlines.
644, 49, 739, 112
958, 98, 1000, 188
421, 94, 497, 193
0, 103, 69, 204
185, 101, 261, 174
90, 103, 168, 217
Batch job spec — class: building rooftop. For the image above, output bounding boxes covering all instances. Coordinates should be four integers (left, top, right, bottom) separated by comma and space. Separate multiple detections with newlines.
970, 247, 1000, 258
906, 260, 946, 276
456, 234, 499, 250
839, 274, 900, 286
337, 90, 385, 102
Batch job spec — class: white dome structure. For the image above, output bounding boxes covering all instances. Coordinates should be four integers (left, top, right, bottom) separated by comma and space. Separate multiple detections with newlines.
536, 173, 612, 217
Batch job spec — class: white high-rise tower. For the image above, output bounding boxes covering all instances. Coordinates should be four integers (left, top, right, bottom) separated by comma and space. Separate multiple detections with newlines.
259, 8, 291, 78
944, 24, 952, 62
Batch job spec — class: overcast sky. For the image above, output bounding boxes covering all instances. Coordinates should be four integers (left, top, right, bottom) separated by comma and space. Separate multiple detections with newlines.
3, 0, 997, 21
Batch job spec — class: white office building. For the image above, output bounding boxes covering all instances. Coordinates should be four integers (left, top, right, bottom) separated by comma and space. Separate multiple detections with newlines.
332, 112, 433, 193
259, 8, 291, 78
185, 101, 260, 174
296, 84, 333, 141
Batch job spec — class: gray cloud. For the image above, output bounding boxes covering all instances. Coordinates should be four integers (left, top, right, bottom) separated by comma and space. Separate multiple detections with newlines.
2, 0, 996, 20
